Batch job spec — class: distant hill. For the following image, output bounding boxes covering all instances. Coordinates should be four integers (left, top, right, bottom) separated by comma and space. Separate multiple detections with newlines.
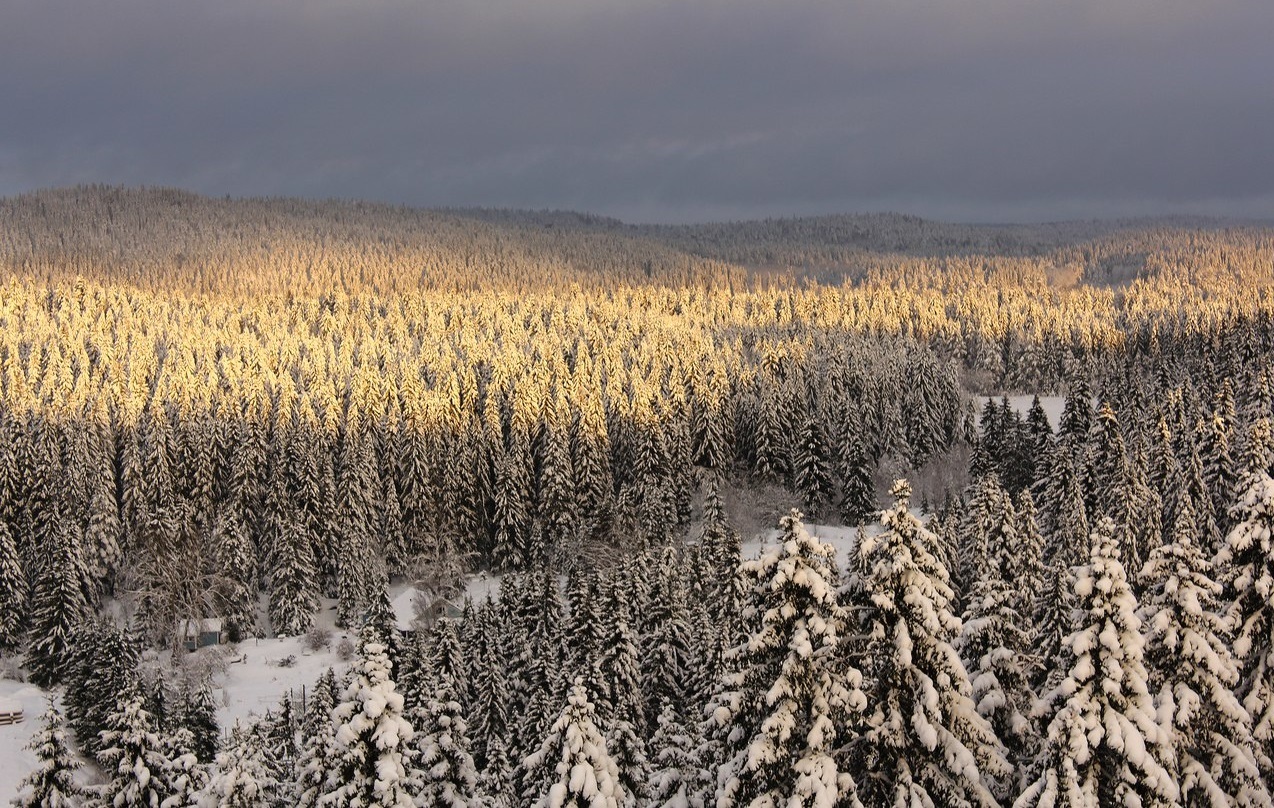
1, 185, 1271, 295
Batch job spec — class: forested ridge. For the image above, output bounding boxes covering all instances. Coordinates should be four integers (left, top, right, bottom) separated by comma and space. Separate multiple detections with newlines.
7, 185, 1274, 806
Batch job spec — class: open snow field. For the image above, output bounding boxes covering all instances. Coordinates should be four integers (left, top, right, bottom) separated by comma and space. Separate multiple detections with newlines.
0, 680, 46, 801
977, 395, 1065, 429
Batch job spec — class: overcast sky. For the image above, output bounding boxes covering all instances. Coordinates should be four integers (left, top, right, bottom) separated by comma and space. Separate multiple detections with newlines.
2, 0, 1272, 223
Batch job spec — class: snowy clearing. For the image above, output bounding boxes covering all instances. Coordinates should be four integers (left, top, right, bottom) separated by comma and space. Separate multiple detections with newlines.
977, 395, 1066, 429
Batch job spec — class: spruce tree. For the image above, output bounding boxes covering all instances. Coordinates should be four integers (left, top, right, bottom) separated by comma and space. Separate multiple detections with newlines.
267, 507, 317, 637
647, 704, 702, 808
955, 568, 1035, 802
96, 691, 173, 808
0, 518, 24, 650
521, 679, 625, 808
12, 698, 82, 808
212, 507, 258, 642
159, 727, 209, 808
295, 669, 340, 808
709, 510, 867, 808
855, 481, 1008, 808
173, 680, 220, 764
415, 676, 480, 808
1216, 455, 1274, 749
318, 641, 417, 808
1016, 518, 1178, 807
199, 722, 282, 808
837, 416, 876, 526
25, 514, 92, 687
793, 412, 833, 516
1140, 494, 1272, 807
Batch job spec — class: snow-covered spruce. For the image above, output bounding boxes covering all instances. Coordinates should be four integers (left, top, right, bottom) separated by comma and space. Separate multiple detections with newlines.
1140, 493, 1271, 807
96, 691, 173, 808
709, 509, 867, 808
197, 722, 280, 808
647, 703, 703, 808
522, 679, 626, 808
1217, 456, 1274, 749
160, 727, 210, 808
317, 641, 418, 808
955, 566, 1036, 802
295, 668, 341, 808
12, 698, 83, 808
854, 480, 1009, 808
414, 675, 480, 808
1015, 517, 1178, 807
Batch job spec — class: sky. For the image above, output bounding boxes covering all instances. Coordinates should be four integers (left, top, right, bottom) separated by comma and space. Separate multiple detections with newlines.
2, 0, 1272, 224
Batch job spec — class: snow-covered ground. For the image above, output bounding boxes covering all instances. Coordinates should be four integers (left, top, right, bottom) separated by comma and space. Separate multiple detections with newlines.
977, 395, 1065, 429
0, 680, 45, 801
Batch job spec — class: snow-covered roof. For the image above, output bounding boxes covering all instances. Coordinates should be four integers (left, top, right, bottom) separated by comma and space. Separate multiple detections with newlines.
176, 618, 224, 635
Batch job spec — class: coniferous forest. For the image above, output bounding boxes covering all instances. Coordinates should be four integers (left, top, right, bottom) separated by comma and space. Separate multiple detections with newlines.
7, 186, 1274, 806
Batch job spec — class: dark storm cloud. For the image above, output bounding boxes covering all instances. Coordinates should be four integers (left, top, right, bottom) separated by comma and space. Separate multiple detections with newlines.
2, 0, 1272, 222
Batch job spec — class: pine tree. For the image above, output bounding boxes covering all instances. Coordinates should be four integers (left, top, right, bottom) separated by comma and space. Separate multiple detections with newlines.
212, 507, 258, 642
1024, 394, 1055, 490
855, 481, 1008, 808
12, 698, 82, 808
63, 619, 141, 758
318, 641, 417, 808
96, 691, 172, 808
493, 431, 534, 572
1140, 494, 1272, 807
1004, 489, 1045, 615
647, 704, 703, 808
1015, 518, 1178, 807
522, 679, 625, 808
837, 414, 876, 526
1031, 556, 1074, 693
709, 510, 867, 808
295, 669, 340, 808
173, 681, 220, 764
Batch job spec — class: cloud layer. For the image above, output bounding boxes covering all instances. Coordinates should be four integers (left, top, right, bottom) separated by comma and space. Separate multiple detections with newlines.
2, 0, 1272, 222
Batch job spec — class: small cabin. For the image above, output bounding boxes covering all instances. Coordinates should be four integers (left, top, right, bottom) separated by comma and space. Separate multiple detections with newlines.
177, 618, 226, 651
0, 698, 22, 726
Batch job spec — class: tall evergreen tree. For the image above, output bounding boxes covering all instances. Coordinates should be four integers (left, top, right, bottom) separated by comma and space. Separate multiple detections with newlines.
956, 568, 1035, 802
12, 699, 82, 808
318, 641, 417, 808
96, 691, 173, 808
522, 679, 625, 808
1216, 454, 1274, 748
212, 507, 258, 642
854, 481, 1008, 808
295, 669, 340, 808
415, 675, 479, 808
25, 514, 92, 687
0, 518, 24, 650
709, 510, 867, 808
1016, 518, 1178, 808
199, 722, 282, 808
793, 412, 833, 516
1140, 494, 1272, 807
267, 503, 317, 637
